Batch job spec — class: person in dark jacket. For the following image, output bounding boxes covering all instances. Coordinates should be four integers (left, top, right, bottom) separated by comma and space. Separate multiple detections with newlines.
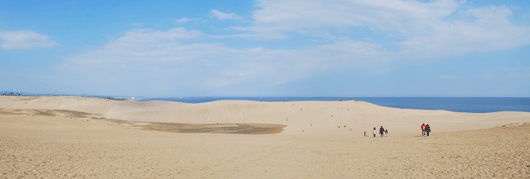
379, 126, 385, 137
425, 124, 431, 137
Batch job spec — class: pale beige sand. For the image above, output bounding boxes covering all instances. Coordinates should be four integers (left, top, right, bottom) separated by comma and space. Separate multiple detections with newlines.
1, 96, 530, 178
2, 96, 530, 135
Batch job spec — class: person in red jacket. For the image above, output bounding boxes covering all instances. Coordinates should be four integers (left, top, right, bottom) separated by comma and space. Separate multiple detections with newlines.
421, 123, 426, 137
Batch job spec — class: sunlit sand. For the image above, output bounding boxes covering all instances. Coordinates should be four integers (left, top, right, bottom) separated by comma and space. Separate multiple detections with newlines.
1, 96, 529, 178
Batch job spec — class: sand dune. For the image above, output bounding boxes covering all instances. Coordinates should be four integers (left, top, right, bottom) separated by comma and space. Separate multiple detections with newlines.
1, 96, 529, 135
1, 96, 530, 178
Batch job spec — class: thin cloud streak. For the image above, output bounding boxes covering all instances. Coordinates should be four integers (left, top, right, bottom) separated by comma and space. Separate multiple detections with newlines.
0, 30, 59, 49
175, 18, 190, 23
211, 9, 244, 21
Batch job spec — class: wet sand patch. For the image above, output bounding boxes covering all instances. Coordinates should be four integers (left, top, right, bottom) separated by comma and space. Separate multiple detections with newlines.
0, 108, 286, 135
0, 108, 97, 118
109, 119, 286, 135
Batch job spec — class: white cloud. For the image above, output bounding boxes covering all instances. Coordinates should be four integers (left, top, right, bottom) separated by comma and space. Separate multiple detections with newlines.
70, 28, 204, 64
0, 30, 58, 49
399, 5, 530, 56
59, 1, 530, 94
65, 28, 386, 90
211, 9, 244, 21
236, 0, 457, 37
233, 0, 530, 56
175, 17, 190, 23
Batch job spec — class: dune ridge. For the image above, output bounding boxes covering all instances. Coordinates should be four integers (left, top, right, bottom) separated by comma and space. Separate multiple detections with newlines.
1, 96, 529, 135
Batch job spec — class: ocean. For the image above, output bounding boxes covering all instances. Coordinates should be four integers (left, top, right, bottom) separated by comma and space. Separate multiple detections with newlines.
143, 97, 530, 113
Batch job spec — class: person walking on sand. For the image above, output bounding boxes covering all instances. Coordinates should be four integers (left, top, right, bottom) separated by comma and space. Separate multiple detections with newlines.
421, 123, 426, 137
373, 127, 376, 137
379, 126, 385, 137
384, 129, 388, 137
425, 124, 431, 137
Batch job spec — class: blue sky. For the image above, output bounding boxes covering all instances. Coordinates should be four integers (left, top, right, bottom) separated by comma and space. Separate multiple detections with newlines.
1, 0, 529, 97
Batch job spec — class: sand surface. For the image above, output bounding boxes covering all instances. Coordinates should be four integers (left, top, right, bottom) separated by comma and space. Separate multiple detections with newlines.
1, 96, 530, 178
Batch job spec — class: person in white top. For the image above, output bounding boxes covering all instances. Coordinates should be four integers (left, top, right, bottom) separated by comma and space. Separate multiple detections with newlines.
373, 127, 377, 138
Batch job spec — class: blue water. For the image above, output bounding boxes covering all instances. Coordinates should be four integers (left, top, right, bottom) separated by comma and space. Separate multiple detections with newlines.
142, 97, 530, 113
2, 91, 529, 113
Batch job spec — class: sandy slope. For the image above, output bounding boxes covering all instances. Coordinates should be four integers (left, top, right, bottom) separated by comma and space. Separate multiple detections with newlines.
1, 96, 530, 135
1, 96, 530, 178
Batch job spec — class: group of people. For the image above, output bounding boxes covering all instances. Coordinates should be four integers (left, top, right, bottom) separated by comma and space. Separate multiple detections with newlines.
363, 124, 432, 137
366, 126, 387, 137
421, 123, 431, 137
